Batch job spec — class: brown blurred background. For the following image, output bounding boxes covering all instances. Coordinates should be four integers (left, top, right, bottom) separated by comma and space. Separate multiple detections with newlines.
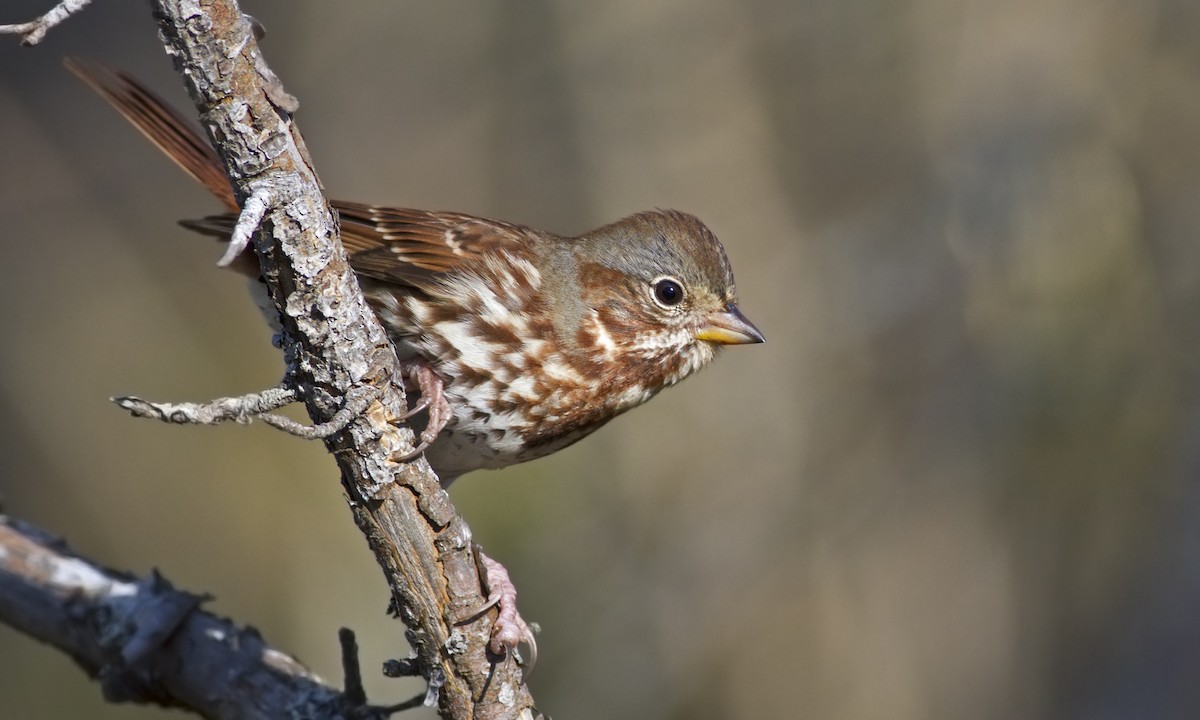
3, 1, 1200, 718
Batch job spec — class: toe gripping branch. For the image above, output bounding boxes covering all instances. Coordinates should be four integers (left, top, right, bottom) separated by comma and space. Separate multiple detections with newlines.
388, 360, 452, 462
454, 548, 539, 671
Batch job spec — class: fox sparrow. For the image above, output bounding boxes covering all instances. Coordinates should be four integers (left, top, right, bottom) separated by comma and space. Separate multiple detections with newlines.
68, 59, 764, 657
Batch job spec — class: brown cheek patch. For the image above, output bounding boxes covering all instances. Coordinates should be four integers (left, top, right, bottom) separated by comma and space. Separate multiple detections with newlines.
577, 262, 630, 306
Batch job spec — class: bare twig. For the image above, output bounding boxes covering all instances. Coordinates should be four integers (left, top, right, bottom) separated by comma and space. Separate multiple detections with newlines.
114, 385, 298, 425
340, 628, 369, 707
0, 0, 92, 46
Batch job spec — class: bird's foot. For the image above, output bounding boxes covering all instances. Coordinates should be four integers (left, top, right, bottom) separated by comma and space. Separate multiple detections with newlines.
477, 552, 537, 668
391, 360, 451, 460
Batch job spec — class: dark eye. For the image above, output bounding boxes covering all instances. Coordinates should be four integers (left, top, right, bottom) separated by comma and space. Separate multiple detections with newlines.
653, 278, 684, 307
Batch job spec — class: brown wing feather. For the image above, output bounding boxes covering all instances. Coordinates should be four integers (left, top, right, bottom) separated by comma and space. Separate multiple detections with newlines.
333, 202, 535, 290
183, 202, 538, 291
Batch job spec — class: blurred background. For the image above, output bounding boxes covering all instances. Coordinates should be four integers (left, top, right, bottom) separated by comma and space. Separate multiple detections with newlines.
2, 1, 1199, 718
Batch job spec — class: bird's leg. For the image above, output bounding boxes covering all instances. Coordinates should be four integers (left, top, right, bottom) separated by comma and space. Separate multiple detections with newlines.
392, 360, 452, 460
478, 551, 537, 667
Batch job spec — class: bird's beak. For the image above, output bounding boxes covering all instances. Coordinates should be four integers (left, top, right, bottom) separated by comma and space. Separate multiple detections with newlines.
696, 304, 765, 345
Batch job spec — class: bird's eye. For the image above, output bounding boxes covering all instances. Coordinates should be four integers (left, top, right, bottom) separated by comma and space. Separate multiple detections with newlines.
653, 278, 684, 307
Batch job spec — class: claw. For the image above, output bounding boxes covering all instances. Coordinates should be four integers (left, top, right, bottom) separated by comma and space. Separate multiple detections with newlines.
398, 397, 429, 420
389, 436, 434, 463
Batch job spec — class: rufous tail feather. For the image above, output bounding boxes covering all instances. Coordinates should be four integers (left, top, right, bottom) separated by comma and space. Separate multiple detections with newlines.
65, 57, 238, 212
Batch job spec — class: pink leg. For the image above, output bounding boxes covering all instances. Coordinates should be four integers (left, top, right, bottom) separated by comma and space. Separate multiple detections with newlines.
479, 552, 537, 666
393, 361, 452, 460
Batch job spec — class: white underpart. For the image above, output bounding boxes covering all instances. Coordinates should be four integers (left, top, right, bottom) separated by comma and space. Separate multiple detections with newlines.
477, 291, 522, 329
429, 261, 535, 380
435, 320, 504, 377
675, 342, 717, 382
505, 375, 538, 401
408, 299, 433, 325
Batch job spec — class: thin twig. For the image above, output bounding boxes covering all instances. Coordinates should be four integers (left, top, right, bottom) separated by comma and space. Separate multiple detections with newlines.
340, 628, 368, 707
113, 385, 298, 425
219, 186, 271, 267
0, 0, 92, 46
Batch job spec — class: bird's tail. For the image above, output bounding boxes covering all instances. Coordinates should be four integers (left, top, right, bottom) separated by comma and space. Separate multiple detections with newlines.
64, 57, 239, 212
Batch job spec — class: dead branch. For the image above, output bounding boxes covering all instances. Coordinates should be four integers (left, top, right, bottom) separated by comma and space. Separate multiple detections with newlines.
0, 515, 370, 719
0, 0, 92, 46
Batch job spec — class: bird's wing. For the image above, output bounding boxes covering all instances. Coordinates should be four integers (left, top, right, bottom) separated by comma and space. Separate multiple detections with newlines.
334, 202, 536, 291
182, 204, 537, 292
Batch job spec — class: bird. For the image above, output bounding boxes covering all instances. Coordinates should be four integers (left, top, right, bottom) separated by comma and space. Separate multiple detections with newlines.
66, 58, 764, 658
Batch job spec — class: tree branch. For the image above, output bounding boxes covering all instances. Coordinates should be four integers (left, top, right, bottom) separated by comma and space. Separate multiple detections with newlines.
0, 515, 363, 719
145, 1, 534, 717
0, 0, 92, 46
